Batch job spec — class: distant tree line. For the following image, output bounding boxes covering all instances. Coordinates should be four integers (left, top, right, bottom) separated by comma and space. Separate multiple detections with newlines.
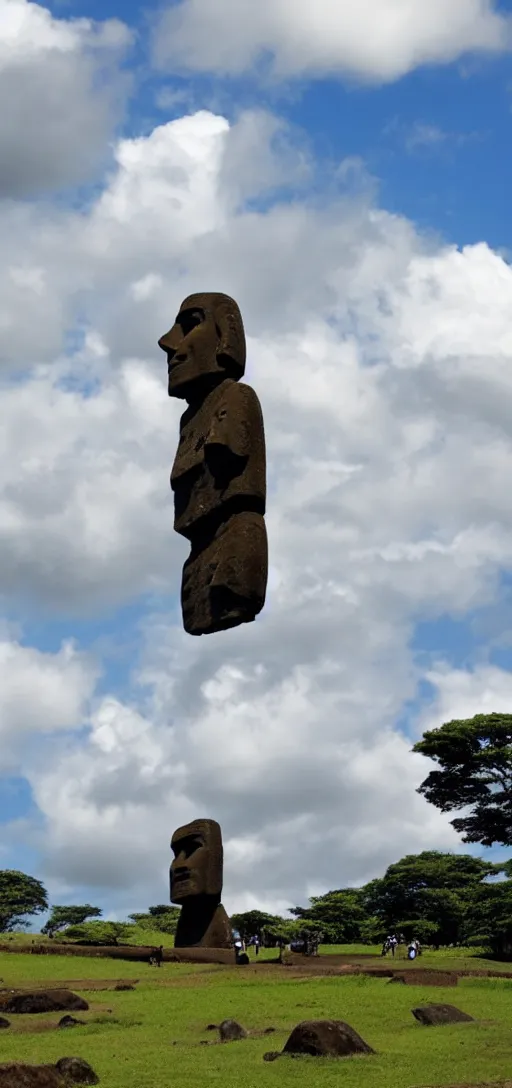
230, 711, 511, 959
0, 712, 510, 957
230, 852, 512, 958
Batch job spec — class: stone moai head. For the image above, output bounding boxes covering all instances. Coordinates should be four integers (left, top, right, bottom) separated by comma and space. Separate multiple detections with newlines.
158, 292, 246, 401
170, 818, 223, 904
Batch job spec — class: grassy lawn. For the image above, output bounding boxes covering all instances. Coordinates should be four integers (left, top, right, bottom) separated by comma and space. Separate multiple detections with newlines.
0, 943, 511, 1088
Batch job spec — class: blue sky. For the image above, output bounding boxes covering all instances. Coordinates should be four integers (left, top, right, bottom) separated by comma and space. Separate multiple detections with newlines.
1, 0, 512, 925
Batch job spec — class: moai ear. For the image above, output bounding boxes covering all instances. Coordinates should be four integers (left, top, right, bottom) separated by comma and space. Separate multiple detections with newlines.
213, 294, 246, 380
203, 818, 223, 897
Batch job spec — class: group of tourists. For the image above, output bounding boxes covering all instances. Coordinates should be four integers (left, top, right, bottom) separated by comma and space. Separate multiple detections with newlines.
381, 933, 422, 960
233, 933, 261, 955
148, 932, 421, 966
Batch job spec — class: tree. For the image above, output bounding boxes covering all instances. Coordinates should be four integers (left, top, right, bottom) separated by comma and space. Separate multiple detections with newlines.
463, 872, 512, 959
261, 918, 334, 957
362, 852, 497, 947
0, 870, 48, 933
413, 713, 512, 847
290, 888, 369, 943
261, 918, 297, 952
358, 916, 389, 945
62, 921, 133, 946
128, 906, 180, 936
229, 911, 283, 941
41, 905, 102, 935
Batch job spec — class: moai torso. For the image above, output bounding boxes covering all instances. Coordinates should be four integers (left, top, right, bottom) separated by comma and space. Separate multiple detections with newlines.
159, 293, 268, 636
171, 378, 266, 538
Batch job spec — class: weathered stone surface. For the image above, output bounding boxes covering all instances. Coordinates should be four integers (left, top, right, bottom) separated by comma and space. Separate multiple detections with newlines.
282, 1019, 375, 1058
170, 818, 232, 949
58, 1016, 85, 1029
206, 1024, 218, 1031
113, 984, 134, 991
0, 1018, 9, 1029
159, 292, 267, 636
55, 1058, 99, 1084
412, 1004, 475, 1026
219, 1019, 248, 1042
0, 1061, 98, 1088
263, 1051, 281, 1062
0, 990, 88, 1015
0, 1065, 66, 1088
166, 947, 235, 964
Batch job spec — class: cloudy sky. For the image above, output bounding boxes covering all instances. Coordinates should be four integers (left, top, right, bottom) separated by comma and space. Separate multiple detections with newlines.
1, 0, 512, 926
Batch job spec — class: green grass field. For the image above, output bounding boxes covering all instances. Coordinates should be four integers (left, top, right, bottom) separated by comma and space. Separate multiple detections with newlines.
0, 941, 511, 1088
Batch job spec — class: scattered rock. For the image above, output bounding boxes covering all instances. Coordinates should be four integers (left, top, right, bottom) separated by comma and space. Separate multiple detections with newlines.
58, 1016, 85, 1029
55, 1058, 99, 1084
388, 976, 406, 984
0, 1019, 9, 1029
219, 1019, 248, 1042
412, 1005, 475, 1027
0, 990, 88, 1015
113, 984, 134, 991
263, 1052, 280, 1062
205, 1024, 218, 1031
264, 1027, 276, 1034
0, 1064, 66, 1087
282, 1019, 375, 1058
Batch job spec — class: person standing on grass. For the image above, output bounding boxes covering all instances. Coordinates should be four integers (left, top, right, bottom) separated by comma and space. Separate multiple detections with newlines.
254, 935, 260, 956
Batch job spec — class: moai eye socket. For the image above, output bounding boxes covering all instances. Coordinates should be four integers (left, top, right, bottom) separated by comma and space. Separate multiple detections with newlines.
179, 309, 205, 336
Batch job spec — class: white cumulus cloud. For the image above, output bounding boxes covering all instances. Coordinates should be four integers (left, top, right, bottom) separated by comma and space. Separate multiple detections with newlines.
153, 0, 512, 83
0, 0, 132, 197
0, 637, 98, 771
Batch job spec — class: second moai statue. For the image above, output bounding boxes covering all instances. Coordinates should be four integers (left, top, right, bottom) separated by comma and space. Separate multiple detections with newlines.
158, 293, 267, 636
170, 818, 232, 948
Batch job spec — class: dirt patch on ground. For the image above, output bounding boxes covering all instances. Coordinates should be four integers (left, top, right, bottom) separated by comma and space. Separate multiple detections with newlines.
0, 980, 137, 993
410, 1083, 512, 1088
4, 998, 115, 1034
280, 954, 512, 980
389, 970, 458, 987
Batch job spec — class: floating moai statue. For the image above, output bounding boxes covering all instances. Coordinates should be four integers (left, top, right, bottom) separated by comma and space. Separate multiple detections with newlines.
170, 818, 232, 948
158, 293, 267, 636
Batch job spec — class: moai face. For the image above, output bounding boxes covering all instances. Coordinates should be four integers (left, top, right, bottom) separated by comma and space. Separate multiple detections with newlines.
170, 818, 223, 903
158, 292, 246, 401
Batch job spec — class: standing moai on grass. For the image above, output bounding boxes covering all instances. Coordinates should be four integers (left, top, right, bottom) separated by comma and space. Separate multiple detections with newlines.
158, 292, 267, 636
170, 818, 232, 949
